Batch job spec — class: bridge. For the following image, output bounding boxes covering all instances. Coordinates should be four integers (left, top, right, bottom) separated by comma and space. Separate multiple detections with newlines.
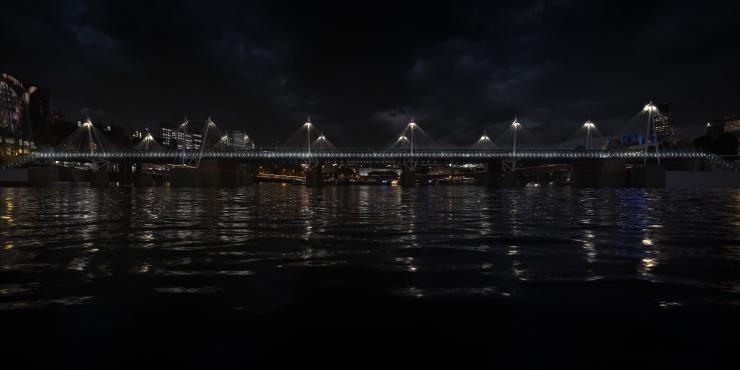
23, 149, 712, 162
1, 103, 738, 187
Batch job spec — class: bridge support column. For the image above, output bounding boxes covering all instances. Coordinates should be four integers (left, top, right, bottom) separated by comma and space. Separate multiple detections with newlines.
57, 167, 87, 183
628, 166, 665, 188
306, 161, 323, 187
201, 160, 240, 187
135, 172, 155, 187
570, 160, 627, 188
117, 161, 134, 186
88, 170, 109, 188
29, 167, 57, 186
400, 160, 416, 187
483, 161, 517, 187
132, 162, 154, 187
238, 164, 256, 186
170, 167, 200, 187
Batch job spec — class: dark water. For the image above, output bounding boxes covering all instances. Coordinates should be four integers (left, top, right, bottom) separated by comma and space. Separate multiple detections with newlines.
1, 185, 738, 369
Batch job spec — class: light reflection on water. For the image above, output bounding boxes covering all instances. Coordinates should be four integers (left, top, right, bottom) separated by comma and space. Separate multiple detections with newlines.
0, 185, 738, 312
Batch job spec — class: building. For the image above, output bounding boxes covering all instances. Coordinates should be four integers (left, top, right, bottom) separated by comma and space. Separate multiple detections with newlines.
707, 116, 740, 138
621, 132, 645, 146
132, 129, 145, 140
0, 73, 37, 157
655, 103, 674, 141
0, 136, 34, 157
102, 124, 133, 149
0, 72, 66, 148
706, 116, 740, 155
48, 109, 65, 124
159, 127, 202, 150
228, 130, 254, 151
0, 73, 29, 134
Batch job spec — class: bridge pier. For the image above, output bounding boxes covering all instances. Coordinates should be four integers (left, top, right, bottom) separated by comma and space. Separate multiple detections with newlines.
170, 166, 200, 187
570, 160, 627, 188
201, 160, 240, 186
400, 160, 416, 187
628, 166, 665, 188
400, 168, 416, 187
118, 161, 134, 186
57, 167, 87, 183
135, 172, 155, 187
88, 169, 109, 188
238, 164, 256, 186
306, 161, 323, 187
483, 161, 517, 187
131, 162, 155, 187
28, 167, 57, 186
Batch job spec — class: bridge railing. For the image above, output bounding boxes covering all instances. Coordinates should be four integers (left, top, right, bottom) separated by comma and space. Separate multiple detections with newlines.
19, 149, 712, 161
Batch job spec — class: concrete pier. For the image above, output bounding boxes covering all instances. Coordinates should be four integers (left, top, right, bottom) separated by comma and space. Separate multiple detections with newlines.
134, 173, 156, 187
238, 164, 256, 186
117, 162, 134, 186
400, 166, 416, 187
0, 168, 30, 186
58, 167, 87, 183
628, 167, 666, 188
666, 170, 740, 188
306, 162, 324, 187
28, 167, 56, 186
170, 167, 201, 187
570, 160, 627, 188
483, 161, 517, 187
88, 170, 110, 188
169, 160, 244, 187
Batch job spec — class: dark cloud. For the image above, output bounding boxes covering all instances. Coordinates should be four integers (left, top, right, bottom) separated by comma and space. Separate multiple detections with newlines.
2, 0, 739, 147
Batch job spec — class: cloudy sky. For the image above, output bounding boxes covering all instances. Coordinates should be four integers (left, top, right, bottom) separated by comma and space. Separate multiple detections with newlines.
2, 0, 739, 147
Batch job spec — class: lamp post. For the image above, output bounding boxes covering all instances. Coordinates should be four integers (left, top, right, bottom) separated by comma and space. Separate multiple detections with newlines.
643, 102, 660, 166
583, 120, 596, 150
407, 119, 416, 156
304, 116, 312, 155
511, 117, 521, 170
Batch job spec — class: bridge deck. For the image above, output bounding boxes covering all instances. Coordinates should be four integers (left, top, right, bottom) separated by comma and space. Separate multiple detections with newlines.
3, 150, 734, 170
25, 150, 710, 161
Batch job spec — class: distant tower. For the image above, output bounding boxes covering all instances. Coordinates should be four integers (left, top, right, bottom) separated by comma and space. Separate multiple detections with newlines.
654, 103, 674, 141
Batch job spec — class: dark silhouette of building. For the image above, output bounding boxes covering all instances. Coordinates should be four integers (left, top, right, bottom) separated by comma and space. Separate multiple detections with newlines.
0, 73, 37, 157
0, 73, 29, 135
655, 103, 674, 141
0, 72, 67, 149
700, 116, 740, 155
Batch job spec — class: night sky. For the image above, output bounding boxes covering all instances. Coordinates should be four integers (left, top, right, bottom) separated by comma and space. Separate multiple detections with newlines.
2, 0, 739, 147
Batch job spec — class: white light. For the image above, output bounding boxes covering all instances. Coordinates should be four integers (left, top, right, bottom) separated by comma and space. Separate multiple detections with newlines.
398, 135, 408, 141
583, 121, 596, 129
512, 120, 521, 128
643, 103, 657, 112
